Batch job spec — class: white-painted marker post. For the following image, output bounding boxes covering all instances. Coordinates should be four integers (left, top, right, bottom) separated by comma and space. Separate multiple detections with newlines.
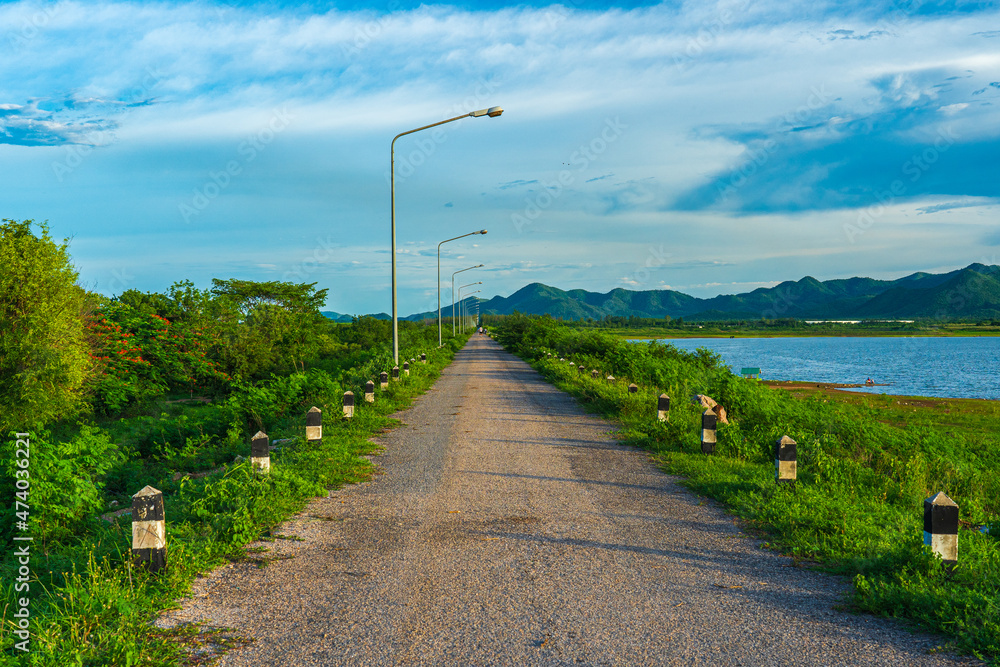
392, 366, 400, 381
774, 435, 796, 485
420, 353, 427, 364
403, 362, 410, 377
307, 406, 322, 442
365, 380, 375, 403
592, 369, 599, 379
251, 430, 270, 473
701, 410, 717, 454
578, 365, 586, 374
132, 485, 166, 572
628, 383, 638, 395
606, 375, 615, 384
342, 392, 354, 419
380, 371, 389, 389
657, 394, 670, 422
924, 491, 959, 567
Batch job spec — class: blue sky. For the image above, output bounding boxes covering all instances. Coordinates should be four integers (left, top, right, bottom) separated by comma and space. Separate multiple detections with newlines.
2, 0, 998, 316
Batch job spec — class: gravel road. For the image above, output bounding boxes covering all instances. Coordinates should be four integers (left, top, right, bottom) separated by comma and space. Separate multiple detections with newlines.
158, 335, 979, 666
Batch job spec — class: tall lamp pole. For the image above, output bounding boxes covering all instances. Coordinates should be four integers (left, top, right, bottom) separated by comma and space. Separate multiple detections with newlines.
438, 231, 486, 347
458, 283, 481, 334
390, 107, 503, 364
451, 265, 483, 336
462, 289, 481, 333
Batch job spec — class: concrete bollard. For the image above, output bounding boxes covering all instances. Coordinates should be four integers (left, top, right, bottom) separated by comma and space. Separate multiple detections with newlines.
774, 436, 796, 485
392, 366, 400, 381
251, 431, 270, 473
421, 353, 427, 364
410, 357, 415, 364
132, 486, 167, 572
365, 380, 375, 403
628, 383, 638, 394
307, 406, 322, 442
924, 492, 959, 566
592, 369, 599, 379
606, 375, 615, 384
342, 392, 354, 419
701, 410, 717, 454
578, 365, 586, 374
570, 362, 575, 368
380, 372, 389, 389
560, 357, 565, 362
657, 394, 670, 422
403, 362, 410, 377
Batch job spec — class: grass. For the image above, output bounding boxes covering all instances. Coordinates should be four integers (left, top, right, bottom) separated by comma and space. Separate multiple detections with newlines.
0, 338, 467, 666
493, 319, 1000, 664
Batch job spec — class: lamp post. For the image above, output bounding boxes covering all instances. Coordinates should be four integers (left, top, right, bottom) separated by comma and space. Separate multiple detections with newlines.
458, 284, 481, 334
463, 290, 481, 332
452, 265, 483, 336
438, 232, 486, 347
390, 107, 503, 364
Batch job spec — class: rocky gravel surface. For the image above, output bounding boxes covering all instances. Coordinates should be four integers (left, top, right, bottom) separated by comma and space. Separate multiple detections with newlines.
157, 335, 980, 666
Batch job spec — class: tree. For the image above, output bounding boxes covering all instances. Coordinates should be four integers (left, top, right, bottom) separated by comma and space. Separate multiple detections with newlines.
210, 279, 329, 377
0, 220, 92, 431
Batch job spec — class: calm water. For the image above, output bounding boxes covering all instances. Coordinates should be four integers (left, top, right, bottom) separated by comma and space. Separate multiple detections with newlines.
639, 337, 1000, 400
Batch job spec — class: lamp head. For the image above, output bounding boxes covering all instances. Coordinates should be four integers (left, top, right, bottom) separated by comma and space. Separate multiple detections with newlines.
470, 106, 504, 118
479, 229, 488, 234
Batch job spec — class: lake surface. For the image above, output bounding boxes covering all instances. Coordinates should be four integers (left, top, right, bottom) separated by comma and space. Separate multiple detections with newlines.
638, 337, 1000, 400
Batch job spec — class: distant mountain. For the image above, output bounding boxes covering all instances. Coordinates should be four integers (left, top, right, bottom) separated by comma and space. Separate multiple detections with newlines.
401, 264, 1000, 322
322, 311, 390, 322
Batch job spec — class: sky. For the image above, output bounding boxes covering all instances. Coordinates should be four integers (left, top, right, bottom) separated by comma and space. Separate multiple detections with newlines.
2, 0, 999, 316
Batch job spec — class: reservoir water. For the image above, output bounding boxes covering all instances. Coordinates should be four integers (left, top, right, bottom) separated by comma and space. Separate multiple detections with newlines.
641, 337, 1000, 401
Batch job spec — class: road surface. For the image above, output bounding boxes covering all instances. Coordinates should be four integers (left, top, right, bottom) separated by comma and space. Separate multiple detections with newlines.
158, 335, 977, 666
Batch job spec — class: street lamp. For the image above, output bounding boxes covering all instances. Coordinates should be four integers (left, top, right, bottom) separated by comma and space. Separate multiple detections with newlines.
438, 230, 486, 347
452, 265, 483, 336
390, 107, 503, 364
458, 282, 481, 334
460, 289, 481, 333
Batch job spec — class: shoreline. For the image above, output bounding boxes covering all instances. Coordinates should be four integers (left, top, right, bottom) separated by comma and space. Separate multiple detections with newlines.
762, 380, 1000, 406
623, 332, 1000, 339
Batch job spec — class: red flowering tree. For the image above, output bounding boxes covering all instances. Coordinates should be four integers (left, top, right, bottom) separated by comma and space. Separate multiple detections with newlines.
87, 303, 229, 412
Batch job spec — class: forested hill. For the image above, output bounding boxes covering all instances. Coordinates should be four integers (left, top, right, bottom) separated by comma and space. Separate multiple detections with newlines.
402, 264, 1000, 321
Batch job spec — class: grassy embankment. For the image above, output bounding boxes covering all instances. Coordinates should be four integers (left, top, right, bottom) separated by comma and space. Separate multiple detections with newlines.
492, 316, 1000, 664
0, 333, 468, 666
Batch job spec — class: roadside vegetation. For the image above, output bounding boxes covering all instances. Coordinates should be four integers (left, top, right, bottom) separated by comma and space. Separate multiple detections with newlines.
490, 314, 1000, 664
0, 219, 467, 665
